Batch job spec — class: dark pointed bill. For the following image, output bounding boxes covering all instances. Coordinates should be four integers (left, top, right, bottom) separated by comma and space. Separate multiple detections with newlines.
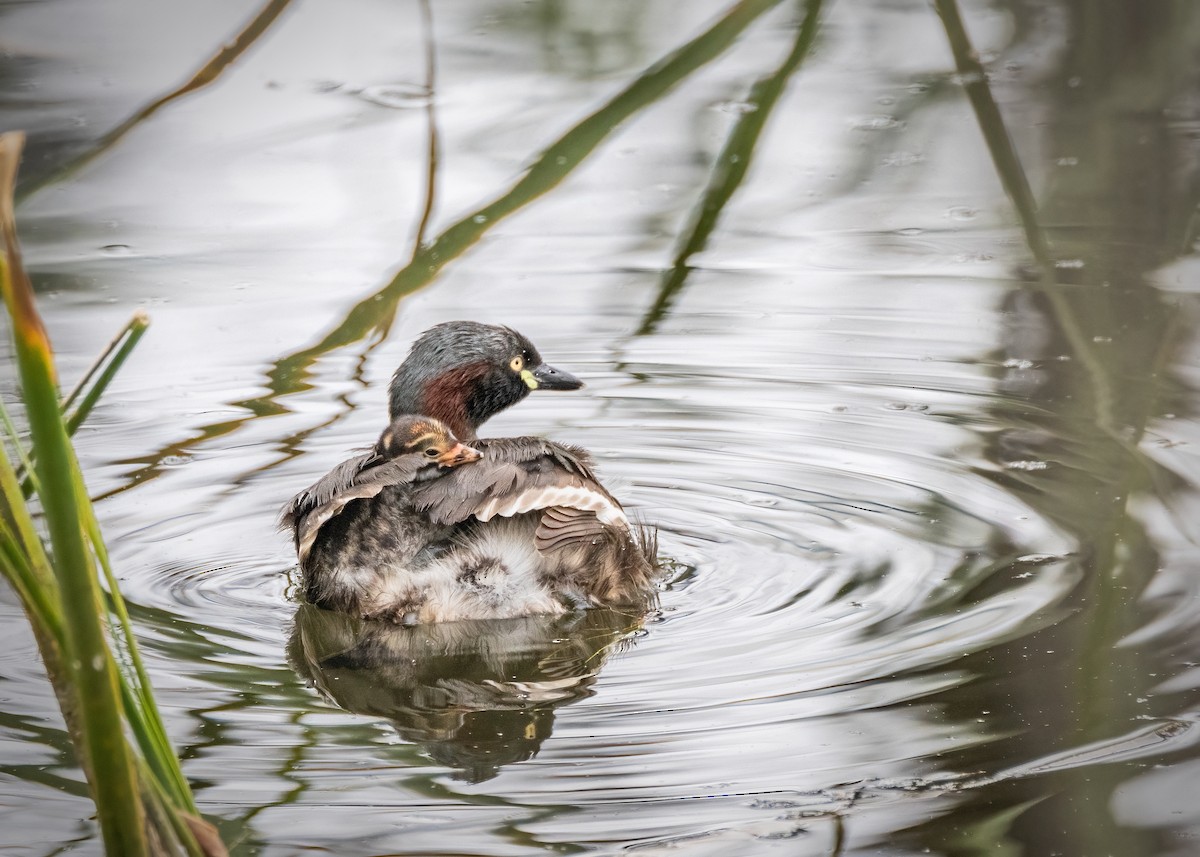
530, 363, 584, 391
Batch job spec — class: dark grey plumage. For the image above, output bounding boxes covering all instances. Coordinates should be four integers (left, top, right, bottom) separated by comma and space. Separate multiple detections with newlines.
411, 437, 607, 527
408, 435, 656, 607
283, 321, 658, 624
279, 450, 379, 535
387, 321, 582, 441
280, 415, 479, 617
388, 322, 532, 421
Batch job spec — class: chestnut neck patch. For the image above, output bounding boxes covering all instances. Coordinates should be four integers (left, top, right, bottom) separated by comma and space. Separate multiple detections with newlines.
419, 362, 491, 440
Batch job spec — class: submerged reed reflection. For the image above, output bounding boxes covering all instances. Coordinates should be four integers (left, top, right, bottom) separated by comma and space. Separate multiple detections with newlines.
287, 604, 644, 783
7, 0, 1200, 853
92, 0, 793, 502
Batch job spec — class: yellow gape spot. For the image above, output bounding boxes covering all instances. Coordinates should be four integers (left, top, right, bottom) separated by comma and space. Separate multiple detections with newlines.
520, 368, 539, 390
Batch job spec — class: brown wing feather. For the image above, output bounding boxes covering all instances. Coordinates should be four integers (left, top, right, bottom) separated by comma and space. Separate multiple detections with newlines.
279, 451, 379, 533
410, 437, 628, 551
534, 507, 608, 552
280, 452, 427, 562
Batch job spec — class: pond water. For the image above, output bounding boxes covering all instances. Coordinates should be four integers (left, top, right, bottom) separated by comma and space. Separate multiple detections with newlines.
4, 0, 1200, 854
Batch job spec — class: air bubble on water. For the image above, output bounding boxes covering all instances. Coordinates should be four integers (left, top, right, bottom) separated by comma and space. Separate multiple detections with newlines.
883, 151, 923, 167
1016, 554, 1062, 565
950, 71, 984, 86
713, 100, 759, 114
849, 115, 901, 131
1004, 460, 1048, 471
357, 83, 431, 109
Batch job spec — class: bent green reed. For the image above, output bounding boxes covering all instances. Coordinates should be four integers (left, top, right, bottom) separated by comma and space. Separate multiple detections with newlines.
0, 132, 226, 857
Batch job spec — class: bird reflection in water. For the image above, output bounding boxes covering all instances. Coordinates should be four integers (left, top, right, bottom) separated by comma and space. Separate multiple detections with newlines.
287, 604, 645, 782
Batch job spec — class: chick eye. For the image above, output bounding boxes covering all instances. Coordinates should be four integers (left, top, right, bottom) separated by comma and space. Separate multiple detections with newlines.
510, 355, 525, 372
425, 448, 440, 458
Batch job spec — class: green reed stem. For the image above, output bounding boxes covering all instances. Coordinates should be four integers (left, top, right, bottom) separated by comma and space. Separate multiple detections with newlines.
83, 489, 199, 814
1, 131, 148, 856
13, 310, 150, 498
0, 130, 224, 856
62, 310, 150, 425
0, 415, 61, 632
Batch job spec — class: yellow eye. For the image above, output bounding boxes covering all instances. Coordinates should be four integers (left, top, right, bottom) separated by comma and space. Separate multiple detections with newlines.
510, 355, 524, 372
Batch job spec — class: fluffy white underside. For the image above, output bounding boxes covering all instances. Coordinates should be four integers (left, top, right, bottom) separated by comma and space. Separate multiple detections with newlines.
361, 518, 575, 622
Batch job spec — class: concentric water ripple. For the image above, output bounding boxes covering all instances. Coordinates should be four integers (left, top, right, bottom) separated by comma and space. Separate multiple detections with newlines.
45, 282, 1104, 856
7, 2, 1200, 853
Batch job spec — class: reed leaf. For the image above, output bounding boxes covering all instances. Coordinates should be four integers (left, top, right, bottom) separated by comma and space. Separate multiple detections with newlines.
62, 310, 150, 434
9, 310, 150, 499
0, 130, 225, 855
1, 129, 149, 855
81, 488, 199, 813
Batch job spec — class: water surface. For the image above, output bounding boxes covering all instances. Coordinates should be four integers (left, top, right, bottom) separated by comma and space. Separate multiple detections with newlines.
3, 1, 1200, 854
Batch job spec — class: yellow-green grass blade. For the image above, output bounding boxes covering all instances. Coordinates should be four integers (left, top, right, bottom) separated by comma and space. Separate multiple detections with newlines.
11, 311, 150, 498
80, 482, 199, 813
1, 130, 149, 854
2, 393, 47, 502
0, 395, 37, 481
63, 310, 149, 435
0, 495, 63, 639
0, 402, 56, 591
138, 756, 216, 857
